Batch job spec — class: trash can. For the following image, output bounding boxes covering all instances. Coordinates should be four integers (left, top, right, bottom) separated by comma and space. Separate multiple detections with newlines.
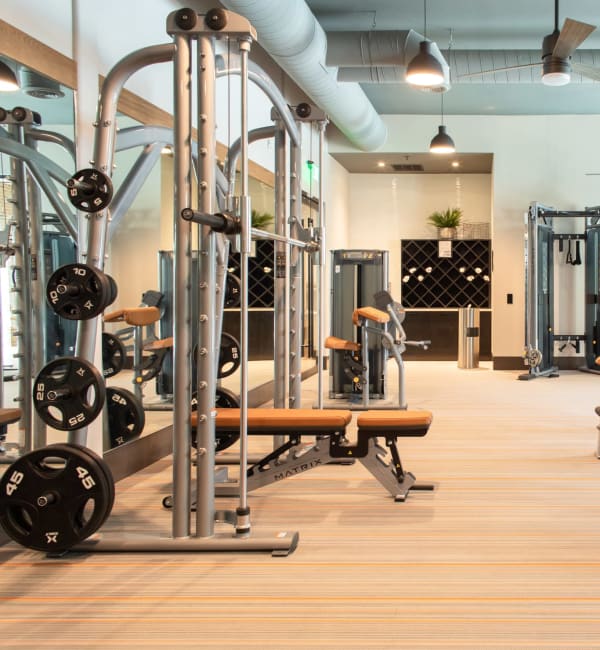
458, 306, 480, 369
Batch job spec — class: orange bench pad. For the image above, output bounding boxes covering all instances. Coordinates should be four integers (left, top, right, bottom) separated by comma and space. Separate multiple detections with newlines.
324, 336, 360, 352
354, 306, 389, 324
104, 306, 160, 326
0, 408, 21, 426
191, 408, 352, 432
357, 410, 432, 429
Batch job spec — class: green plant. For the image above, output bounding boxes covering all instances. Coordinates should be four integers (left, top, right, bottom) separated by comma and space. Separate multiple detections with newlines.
251, 209, 274, 230
427, 207, 463, 229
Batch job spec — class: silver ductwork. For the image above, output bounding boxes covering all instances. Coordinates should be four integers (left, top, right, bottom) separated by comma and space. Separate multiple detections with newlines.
219, 0, 387, 151
327, 30, 450, 92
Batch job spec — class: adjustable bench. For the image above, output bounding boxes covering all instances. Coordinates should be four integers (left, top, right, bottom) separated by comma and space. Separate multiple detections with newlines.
190, 408, 433, 501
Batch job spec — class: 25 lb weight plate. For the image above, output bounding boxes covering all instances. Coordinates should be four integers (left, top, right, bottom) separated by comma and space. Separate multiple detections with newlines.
0, 443, 114, 553
191, 387, 240, 452
33, 357, 105, 431
218, 332, 241, 378
47, 264, 114, 321
106, 387, 145, 448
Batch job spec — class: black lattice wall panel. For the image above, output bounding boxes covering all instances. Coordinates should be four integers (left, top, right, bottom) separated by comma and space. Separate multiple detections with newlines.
401, 239, 491, 308
228, 240, 274, 308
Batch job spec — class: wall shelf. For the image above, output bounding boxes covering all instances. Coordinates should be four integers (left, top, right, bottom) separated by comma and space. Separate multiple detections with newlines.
401, 239, 491, 308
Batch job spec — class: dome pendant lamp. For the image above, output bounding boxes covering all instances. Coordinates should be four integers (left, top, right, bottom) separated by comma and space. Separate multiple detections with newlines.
406, 0, 444, 87
430, 94, 455, 154
0, 61, 19, 92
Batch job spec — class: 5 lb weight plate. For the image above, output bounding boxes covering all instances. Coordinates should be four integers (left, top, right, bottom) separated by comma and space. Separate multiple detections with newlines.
0, 443, 114, 553
67, 168, 113, 213
106, 387, 145, 448
47, 264, 114, 321
33, 357, 105, 431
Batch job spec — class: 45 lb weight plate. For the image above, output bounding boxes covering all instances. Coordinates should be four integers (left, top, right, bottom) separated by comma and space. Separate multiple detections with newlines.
0, 443, 114, 553
106, 387, 145, 448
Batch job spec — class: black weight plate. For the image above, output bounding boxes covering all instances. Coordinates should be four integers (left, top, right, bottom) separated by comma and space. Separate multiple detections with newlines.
106, 387, 145, 448
106, 274, 118, 307
215, 386, 240, 409
215, 387, 240, 451
46, 264, 112, 321
33, 357, 106, 431
218, 332, 241, 379
0, 443, 114, 553
224, 274, 241, 308
191, 388, 240, 451
102, 332, 126, 378
67, 168, 113, 213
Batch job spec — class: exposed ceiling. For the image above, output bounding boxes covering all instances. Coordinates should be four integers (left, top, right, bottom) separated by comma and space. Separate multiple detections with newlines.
304, 0, 600, 116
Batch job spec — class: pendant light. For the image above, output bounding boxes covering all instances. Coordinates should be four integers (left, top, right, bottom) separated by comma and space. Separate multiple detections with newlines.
0, 61, 19, 92
405, 0, 444, 87
430, 93, 455, 154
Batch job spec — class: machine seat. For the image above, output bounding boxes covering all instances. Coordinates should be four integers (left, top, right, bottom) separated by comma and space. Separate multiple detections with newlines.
352, 306, 390, 325
104, 306, 160, 326
324, 336, 360, 352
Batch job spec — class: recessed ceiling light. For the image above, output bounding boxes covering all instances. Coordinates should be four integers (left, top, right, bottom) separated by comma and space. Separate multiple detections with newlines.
451, 161, 460, 168
377, 161, 386, 168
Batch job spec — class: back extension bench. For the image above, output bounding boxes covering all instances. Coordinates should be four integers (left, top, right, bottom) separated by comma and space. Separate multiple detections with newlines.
186, 408, 433, 502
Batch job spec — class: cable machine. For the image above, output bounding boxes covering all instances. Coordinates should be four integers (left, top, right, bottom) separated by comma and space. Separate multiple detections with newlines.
521, 201, 600, 379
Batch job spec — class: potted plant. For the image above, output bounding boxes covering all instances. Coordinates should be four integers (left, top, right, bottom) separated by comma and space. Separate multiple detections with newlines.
428, 207, 463, 239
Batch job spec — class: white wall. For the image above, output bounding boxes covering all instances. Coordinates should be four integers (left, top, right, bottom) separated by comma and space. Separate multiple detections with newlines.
346, 173, 491, 297
330, 114, 600, 360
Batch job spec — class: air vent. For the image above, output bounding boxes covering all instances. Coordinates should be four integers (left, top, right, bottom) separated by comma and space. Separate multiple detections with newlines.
20, 69, 65, 99
391, 163, 424, 172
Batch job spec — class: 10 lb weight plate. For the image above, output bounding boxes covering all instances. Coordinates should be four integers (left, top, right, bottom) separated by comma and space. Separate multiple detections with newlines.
0, 443, 114, 553
33, 357, 106, 431
106, 387, 145, 448
47, 264, 114, 321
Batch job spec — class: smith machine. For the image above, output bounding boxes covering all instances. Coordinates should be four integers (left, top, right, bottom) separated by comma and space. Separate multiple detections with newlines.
0, 7, 335, 555
521, 201, 600, 379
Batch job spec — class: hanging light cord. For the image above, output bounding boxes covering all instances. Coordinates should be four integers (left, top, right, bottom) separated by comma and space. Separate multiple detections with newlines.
423, 0, 428, 38
441, 93, 445, 126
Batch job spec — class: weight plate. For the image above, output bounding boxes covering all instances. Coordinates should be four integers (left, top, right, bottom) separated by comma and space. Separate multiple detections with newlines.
224, 274, 241, 308
106, 387, 145, 448
67, 168, 113, 213
46, 264, 113, 321
102, 332, 126, 378
33, 357, 106, 431
106, 274, 118, 306
191, 388, 240, 452
0, 443, 114, 553
218, 332, 241, 379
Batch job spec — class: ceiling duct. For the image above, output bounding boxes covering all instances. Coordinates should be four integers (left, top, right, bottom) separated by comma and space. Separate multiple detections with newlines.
219, 0, 387, 151
20, 68, 65, 99
391, 163, 424, 172
327, 30, 450, 91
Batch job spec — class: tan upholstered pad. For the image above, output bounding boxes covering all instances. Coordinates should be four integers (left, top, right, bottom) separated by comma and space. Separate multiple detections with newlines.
193, 408, 352, 432
144, 337, 173, 350
357, 410, 432, 429
324, 336, 360, 352
104, 306, 160, 326
354, 306, 389, 324
0, 408, 21, 425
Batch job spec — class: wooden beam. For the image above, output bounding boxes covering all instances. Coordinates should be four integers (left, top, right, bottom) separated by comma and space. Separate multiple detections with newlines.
0, 19, 76, 89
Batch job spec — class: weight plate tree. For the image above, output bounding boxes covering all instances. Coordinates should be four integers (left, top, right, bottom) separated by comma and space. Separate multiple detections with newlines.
0, 443, 115, 553
106, 387, 145, 448
33, 357, 106, 431
46, 264, 115, 321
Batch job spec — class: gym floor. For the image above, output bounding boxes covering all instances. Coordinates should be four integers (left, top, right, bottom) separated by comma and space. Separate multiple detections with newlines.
1, 361, 600, 649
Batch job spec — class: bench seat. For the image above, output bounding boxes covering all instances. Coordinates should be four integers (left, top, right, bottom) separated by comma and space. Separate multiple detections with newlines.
209, 408, 352, 433
324, 336, 360, 352
357, 410, 432, 436
0, 408, 21, 426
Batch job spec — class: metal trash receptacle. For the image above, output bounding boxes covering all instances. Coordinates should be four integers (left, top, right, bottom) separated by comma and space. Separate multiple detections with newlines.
458, 307, 480, 369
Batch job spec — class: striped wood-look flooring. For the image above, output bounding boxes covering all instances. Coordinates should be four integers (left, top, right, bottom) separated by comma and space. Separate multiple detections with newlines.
1, 361, 600, 649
